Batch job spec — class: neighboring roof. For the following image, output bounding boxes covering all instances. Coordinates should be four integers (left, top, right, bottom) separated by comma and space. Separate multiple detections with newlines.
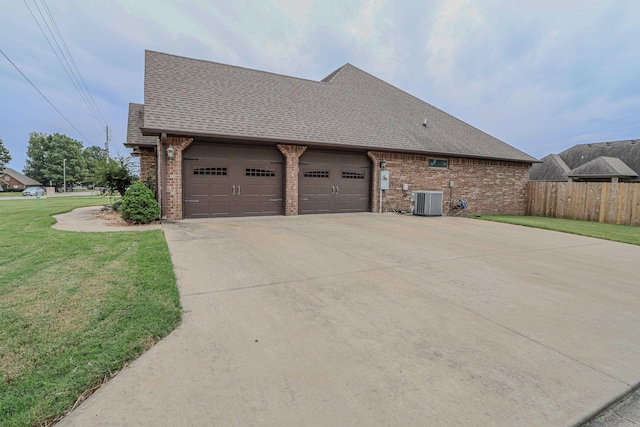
0, 168, 41, 186
125, 103, 157, 149
530, 154, 570, 181
532, 139, 640, 181
568, 156, 638, 178
136, 51, 536, 163
560, 139, 640, 170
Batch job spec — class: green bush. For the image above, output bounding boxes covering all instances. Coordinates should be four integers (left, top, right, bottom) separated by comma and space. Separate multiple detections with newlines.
112, 198, 123, 212
120, 182, 160, 224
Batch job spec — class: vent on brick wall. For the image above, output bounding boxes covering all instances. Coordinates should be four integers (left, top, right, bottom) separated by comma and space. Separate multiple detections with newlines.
412, 191, 443, 216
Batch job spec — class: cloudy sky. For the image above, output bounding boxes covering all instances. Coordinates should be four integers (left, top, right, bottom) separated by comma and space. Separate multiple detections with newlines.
1, 0, 638, 171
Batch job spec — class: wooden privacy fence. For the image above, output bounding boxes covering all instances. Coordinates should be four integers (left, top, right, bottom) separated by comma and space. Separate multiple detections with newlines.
526, 181, 640, 226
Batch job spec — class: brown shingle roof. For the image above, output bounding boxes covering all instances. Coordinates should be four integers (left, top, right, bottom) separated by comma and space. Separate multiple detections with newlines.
532, 139, 640, 181
125, 103, 157, 148
568, 156, 638, 178
560, 139, 640, 171
530, 154, 570, 181
1, 168, 41, 186
137, 51, 536, 163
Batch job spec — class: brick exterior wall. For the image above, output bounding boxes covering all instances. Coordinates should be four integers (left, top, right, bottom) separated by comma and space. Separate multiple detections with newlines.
139, 147, 157, 194
164, 137, 193, 220
277, 144, 307, 216
155, 139, 529, 220
367, 151, 530, 215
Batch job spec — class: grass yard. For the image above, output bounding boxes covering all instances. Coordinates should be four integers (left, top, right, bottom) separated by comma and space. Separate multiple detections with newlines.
478, 215, 640, 246
0, 197, 181, 426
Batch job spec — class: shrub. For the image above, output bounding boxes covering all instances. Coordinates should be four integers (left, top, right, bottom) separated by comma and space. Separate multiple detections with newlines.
112, 198, 123, 212
120, 182, 160, 224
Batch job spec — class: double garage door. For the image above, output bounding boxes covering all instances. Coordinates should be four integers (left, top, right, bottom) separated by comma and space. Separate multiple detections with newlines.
182, 143, 370, 218
298, 151, 371, 214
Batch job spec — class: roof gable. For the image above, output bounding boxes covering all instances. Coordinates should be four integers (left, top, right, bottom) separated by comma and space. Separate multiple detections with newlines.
559, 139, 640, 171
533, 139, 640, 181
530, 154, 570, 181
568, 156, 638, 178
138, 51, 536, 163
1, 168, 41, 186
125, 103, 157, 148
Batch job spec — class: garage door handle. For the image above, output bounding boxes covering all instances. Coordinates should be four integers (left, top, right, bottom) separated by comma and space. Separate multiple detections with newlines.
237, 185, 240, 195
232, 185, 235, 195
335, 186, 339, 194
331, 186, 335, 194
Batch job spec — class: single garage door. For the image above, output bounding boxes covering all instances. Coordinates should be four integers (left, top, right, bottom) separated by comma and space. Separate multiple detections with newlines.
299, 151, 371, 214
183, 143, 284, 218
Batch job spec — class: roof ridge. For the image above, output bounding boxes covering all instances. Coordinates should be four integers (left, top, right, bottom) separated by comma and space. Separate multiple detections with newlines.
320, 64, 349, 82
575, 139, 638, 147
145, 50, 322, 84
550, 154, 571, 173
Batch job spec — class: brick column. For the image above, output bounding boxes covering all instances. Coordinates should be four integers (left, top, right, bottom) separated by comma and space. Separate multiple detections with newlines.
139, 146, 157, 194
165, 137, 193, 220
277, 144, 307, 216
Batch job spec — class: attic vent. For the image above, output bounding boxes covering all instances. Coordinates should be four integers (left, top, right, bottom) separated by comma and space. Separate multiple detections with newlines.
587, 144, 592, 148
606, 142, 611, 146
631, 140, 637, 145
422, 119, 428, 127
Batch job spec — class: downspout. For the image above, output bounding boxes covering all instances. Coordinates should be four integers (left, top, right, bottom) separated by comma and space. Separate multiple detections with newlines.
160, 132, 167, 219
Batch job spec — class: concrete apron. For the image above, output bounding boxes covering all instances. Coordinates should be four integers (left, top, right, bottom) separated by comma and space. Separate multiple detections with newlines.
60, 214, 640, 426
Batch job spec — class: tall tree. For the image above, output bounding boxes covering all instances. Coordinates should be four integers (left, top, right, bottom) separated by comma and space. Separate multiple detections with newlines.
24, 132, 87, 187
83, 145, 107, 188
97, 156, 136, 196
0, 137, 11, 169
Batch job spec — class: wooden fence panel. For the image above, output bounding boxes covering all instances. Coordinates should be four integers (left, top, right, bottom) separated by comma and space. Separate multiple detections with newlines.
526, 181, 640, 226
557, 182, 567, 218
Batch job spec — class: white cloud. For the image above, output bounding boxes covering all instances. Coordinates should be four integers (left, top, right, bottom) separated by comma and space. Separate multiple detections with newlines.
1, 0, 639, 168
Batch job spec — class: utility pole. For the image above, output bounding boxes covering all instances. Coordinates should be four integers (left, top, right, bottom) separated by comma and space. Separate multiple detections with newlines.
105, 125, 110, 160
63, 158, 67, 192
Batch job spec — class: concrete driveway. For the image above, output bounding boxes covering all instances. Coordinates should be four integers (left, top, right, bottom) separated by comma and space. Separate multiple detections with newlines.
61, 214, 640, 426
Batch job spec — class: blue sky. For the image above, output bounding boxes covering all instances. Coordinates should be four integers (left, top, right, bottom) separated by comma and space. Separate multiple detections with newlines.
1, 0, 638, 171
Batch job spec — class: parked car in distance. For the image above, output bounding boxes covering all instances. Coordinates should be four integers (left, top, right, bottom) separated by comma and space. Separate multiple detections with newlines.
22, 187, 45, 196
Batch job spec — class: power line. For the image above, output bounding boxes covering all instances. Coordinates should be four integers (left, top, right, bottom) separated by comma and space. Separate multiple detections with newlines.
0, 48, 94, 144
23, 0, 107, 129
41, 0, 107, 126
22, 0, 99, 127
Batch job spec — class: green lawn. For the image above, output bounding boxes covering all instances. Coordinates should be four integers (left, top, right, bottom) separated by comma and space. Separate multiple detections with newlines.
477, 215, 640, 246
0, 197, 182, 426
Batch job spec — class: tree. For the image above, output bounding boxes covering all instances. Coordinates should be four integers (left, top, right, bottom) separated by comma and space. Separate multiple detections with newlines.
97, 156, 136, 196
0, 138, 11, 169
83, 146, 107, 188
24, 132, 87, 187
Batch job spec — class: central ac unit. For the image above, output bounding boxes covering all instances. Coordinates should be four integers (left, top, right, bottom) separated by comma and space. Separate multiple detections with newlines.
412, 191, 443, 216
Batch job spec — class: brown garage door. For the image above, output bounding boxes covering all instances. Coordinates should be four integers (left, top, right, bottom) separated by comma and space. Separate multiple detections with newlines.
299, 151, 371, 214
183, 143, 283, 218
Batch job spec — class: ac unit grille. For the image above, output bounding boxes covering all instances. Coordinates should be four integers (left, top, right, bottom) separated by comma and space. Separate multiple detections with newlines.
413, 191, 443, 216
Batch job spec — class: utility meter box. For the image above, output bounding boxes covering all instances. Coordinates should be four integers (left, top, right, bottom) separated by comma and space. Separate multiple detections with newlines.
380, 170, 390, 190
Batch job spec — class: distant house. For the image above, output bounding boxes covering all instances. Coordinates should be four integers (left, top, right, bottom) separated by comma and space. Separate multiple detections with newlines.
126, 51, 537, 220
0, 168, 42, 189
530, 139, 640, 183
